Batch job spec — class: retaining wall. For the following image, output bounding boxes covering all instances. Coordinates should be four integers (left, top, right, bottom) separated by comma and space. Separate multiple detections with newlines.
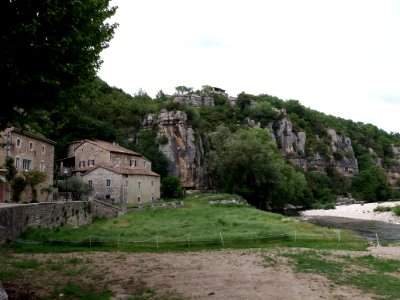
0, 201, 123, 243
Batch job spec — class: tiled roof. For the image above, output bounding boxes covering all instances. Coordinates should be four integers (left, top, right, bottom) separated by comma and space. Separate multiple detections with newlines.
83, 164, 160, 177
71, 140, 140, 155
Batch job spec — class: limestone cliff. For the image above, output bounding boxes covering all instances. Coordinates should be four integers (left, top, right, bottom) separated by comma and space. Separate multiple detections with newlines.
173, 94, 214, 107
326, 129, 358, 176
268, 119, 358, 176
268, 118, 307, 170
143, 110, 207, 189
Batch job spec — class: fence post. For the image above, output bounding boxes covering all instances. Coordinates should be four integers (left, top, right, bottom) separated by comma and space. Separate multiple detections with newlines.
220, 232, 224, 246
376, 233, 380, 247
337, 230, 341, 243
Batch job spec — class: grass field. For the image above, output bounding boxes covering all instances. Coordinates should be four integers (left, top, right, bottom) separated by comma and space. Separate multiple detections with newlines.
4, 193, 367, 252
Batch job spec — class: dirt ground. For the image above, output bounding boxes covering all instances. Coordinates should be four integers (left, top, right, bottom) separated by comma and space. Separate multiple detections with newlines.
3, 246, 400, 300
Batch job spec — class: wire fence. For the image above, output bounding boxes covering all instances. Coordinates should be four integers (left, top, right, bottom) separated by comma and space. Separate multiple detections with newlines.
9, 230, 368, 250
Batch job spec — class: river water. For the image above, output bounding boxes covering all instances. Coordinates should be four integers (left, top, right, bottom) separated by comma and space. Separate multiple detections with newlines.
303, 216, 400, 242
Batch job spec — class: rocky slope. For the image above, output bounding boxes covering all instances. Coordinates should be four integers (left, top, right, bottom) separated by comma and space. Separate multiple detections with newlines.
143, 109, 207, 189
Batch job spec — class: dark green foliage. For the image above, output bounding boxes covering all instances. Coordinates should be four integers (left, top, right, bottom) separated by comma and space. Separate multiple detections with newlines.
207, 126, 311, 209
135, 131, 169, 177
161, 176, 183, 198
4, 157, 17, 182
24, 170, 47, 202
11, 176, 27, 203
59, 177, 92, 201
393, 205, 400, 216
351, 166, 392, 202
1, 0, 117, 128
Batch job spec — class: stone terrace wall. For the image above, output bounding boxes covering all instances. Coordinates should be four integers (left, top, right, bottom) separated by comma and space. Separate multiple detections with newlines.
92, 199, 123, 218
0, 201, 94, 243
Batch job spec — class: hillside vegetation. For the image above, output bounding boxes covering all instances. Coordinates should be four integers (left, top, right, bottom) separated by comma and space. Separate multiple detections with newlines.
19, 80, 400, 209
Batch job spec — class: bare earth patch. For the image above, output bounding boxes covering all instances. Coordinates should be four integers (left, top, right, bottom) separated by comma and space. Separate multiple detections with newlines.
5, 248, 397, 299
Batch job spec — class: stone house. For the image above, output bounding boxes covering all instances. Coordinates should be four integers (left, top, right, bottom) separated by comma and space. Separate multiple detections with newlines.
0, 127, 56, 202
61, 140, 160, 205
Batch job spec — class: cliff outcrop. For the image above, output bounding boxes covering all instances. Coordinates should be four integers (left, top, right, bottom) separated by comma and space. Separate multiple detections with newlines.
173, 94, 214, 107
143, 110, 207, 189
268, 119, 358, 176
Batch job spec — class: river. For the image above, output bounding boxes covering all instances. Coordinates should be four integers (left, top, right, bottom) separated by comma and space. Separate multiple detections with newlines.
304, 216, 400, 242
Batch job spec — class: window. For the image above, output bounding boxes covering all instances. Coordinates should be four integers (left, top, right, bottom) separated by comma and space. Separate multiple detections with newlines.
143, 160, 147, 168
15, 157, 20, 170
88, 160, 95, 166
151, 180, 154, 187
29, 142, 33, 150
79, 161, 86, 168
88, 180, 92, 187
137, 196, 141, 203
40, 161, 45, 171
41, 145, 45, 154
106, 179, 111, 187
16, 138, 21, 147
22, 159, 31, 171
130, 159, 136, 167
115, 158, 120, 166
151, 196, 154, 202
138, 181, 141, 188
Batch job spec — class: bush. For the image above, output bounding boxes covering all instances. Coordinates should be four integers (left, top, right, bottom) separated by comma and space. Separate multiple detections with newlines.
161, 176, 183, 198
393, 205, 400, 217
373, 205, 392, 213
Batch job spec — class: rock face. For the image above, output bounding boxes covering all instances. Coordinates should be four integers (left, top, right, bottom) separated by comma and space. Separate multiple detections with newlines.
326, 129, 358, 176
142, 111, 362, 190
143, 110, 207, 189
268, 119, 357, 176
173, 94, 214, 107
268, 118, 307, 170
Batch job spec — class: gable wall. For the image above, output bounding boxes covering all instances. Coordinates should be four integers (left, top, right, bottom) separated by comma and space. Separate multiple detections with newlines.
82, 168, 122, 203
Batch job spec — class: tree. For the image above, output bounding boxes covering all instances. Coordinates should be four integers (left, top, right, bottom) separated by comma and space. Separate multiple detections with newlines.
24, 170, 47, 202
161, 176, 183, 198
11, 176, 27, 203
4, 157, 17, 183
175, 86, 193, 95
60, 177, 92, 201
207, 126, 310, 209
1, 0, 117, 127
351, 166, 392, 202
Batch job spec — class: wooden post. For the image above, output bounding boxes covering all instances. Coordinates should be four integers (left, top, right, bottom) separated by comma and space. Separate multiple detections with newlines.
220, 232, 224, 246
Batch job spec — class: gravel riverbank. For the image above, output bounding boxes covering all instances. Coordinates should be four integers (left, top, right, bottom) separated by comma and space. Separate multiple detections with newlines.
301, 201, 400, 224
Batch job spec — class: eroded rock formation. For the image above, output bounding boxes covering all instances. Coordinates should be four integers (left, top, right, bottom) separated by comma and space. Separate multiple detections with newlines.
143, 110, 207, 189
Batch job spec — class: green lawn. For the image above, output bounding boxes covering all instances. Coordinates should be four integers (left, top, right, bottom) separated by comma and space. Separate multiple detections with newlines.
5, 193, 367, 252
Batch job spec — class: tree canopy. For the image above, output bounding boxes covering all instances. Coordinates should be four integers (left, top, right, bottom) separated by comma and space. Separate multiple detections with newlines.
206, 126, 311, 209
0, 0, 117, 128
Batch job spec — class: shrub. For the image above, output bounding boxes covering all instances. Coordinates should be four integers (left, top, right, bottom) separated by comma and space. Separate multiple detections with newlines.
393, 205, 400, 217
373, 205, 392, 213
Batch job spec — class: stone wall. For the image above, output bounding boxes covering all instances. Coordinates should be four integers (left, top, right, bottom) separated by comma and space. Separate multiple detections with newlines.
0, 201, 123, 243
92, 199, 123, 218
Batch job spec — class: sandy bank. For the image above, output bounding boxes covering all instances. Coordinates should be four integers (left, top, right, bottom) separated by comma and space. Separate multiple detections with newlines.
301, 201, 400, 224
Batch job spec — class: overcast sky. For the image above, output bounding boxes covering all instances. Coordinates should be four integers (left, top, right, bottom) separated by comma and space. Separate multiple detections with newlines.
98, 0, 400, 133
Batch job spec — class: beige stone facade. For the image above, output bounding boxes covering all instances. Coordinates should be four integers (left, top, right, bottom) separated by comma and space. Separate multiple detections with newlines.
63, 140, 160, 204
0, 128, 55, 202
